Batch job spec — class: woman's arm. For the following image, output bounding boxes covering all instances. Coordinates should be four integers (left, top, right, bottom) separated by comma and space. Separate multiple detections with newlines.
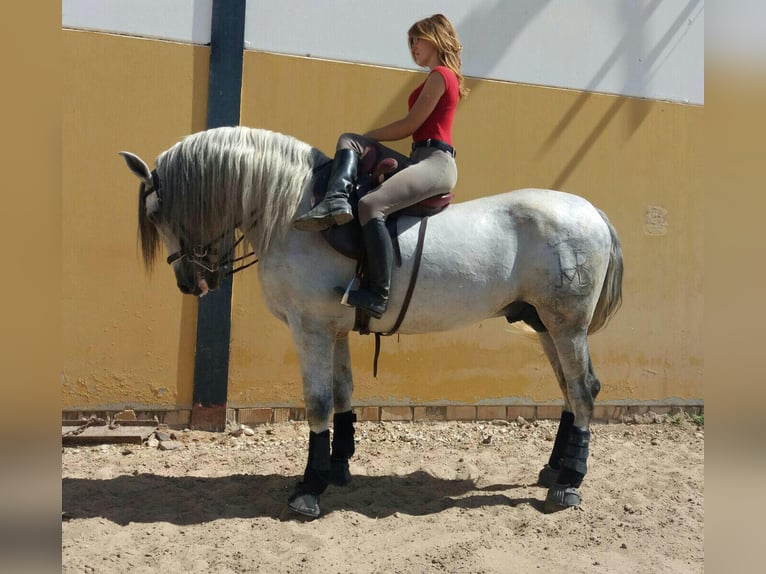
363, 71, 446, 142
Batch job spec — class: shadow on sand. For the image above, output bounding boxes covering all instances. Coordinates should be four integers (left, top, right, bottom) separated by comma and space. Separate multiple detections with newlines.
63, 471, 548, 524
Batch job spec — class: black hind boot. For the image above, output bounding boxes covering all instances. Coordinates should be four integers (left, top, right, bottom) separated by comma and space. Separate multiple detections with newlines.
543, 425, 591, 512
294, 149, 357, 231
342, 217, 392, 319
538, 411, 575, 487
330, 411, 357, 486
556, 426, 590, 488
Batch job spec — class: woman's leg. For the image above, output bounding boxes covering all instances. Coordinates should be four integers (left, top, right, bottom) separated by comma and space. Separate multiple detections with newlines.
346, 150, 457, 318
357, 150, 456, 225
293, 134, 410, 231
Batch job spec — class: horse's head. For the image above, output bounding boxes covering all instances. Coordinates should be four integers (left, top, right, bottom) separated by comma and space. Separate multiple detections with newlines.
119, 151, 226, 297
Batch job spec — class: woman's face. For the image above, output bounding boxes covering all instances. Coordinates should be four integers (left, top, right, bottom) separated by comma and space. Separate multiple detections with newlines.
410, 36, 439, 68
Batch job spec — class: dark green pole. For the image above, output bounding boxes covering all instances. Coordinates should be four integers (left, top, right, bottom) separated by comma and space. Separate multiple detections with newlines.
191, 0, 247, 431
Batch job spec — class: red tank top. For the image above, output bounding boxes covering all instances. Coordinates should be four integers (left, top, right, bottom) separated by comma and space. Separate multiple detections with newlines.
408, 66, 458, 146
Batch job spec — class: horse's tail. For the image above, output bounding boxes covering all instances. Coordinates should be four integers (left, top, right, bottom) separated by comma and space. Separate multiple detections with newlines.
588, 209, 623, 334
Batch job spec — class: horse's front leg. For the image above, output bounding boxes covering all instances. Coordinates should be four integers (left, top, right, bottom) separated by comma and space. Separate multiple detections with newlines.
286, 323, 335, 518
330, 334, 356, 487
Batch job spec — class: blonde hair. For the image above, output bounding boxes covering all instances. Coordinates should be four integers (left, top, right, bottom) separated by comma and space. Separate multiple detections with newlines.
408, 14, 469, 99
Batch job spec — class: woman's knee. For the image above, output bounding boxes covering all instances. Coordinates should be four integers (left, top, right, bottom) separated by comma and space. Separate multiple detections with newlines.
336, 133, 364, 152
357, 197, 382, 226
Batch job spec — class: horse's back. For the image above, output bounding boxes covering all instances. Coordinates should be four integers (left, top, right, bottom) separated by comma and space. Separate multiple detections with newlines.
425, 188, 610, 251
387, 188, 612, 333
463, 188, 603, 227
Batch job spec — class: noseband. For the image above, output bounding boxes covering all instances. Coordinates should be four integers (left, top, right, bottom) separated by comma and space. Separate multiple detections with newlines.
145, 170, 258, 276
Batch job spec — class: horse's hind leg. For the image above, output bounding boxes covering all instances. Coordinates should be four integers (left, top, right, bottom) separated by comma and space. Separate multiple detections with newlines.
543, 329, 602, 513
536, 332, 576, 488
330, 334, 356, 486
286, 325, 335, 518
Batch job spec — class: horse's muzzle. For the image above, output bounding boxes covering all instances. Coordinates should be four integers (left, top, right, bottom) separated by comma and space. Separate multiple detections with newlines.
175, 264, 218, 296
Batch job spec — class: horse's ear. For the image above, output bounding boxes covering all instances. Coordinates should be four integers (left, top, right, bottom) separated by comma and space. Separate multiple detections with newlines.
119, 151, 152, 186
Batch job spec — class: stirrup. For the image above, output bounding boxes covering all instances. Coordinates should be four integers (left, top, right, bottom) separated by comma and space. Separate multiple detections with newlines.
344, 288, 387, 319
339, 278, 359, 307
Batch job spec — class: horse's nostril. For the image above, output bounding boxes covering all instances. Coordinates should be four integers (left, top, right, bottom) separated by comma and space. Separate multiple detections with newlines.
178, 282, 193, 294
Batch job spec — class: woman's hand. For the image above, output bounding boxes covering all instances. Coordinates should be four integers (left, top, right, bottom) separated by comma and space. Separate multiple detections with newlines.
363, 71, 446, 142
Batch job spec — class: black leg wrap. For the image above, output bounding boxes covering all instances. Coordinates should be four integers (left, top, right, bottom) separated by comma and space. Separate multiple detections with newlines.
330, 411, 356, 486
294, 430, 331, 496
548, 411, 575, 470
538, 411, 575, 487
288, 430, 332, 518
331, 411, 357, 458
557, 427, 590, 488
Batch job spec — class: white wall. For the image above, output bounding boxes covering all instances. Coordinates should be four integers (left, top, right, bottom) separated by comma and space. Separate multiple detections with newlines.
63, 0, 704, 104
62, 0, 213, 44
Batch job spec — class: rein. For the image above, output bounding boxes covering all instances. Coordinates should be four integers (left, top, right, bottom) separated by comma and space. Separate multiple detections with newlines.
166, 225, 259, 277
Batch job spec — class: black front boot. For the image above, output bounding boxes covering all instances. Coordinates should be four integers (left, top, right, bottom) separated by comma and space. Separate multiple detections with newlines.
294, 149, 357, 231
288, 430, 331, 518
343, 218, 392, 319
330, 410, 357, 486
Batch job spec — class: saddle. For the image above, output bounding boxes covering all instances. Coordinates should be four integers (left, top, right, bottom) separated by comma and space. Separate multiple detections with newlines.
311, 149, 453, 261
309, 149, 453, 370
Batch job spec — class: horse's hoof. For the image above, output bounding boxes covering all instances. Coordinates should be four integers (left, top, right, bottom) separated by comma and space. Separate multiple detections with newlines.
288, 492, 321, 518
329, 459, 352, 487
543, 484, 582, 513
537, 464, 559, 488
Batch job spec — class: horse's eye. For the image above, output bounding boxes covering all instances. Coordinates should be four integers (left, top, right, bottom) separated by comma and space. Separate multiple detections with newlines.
146, 208, 161, 224
145, 191, 162, 225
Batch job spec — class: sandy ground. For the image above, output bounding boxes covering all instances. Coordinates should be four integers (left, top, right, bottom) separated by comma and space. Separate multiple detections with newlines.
62, 416, 704, 573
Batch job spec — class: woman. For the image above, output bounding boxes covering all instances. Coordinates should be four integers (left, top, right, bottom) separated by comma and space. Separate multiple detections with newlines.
294, 13, 469, 319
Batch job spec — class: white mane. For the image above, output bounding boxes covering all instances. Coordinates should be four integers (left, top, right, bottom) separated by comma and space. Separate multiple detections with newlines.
155, 126, 320, 258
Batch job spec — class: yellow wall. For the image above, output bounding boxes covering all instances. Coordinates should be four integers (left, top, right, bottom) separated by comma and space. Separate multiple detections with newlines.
62, 36, 702, 410
231, 52, 703, 406
62, 30, 208, 409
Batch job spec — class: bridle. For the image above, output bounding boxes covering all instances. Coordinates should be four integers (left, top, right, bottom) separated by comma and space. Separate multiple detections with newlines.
143, 170, 259, 277
166, 232, 258, 276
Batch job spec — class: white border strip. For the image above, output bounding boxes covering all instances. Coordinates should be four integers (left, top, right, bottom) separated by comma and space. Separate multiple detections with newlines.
62, 0, 703, 104
62, 0, 213, 45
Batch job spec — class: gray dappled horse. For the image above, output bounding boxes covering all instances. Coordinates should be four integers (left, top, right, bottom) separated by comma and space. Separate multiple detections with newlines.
120, 126, 623, 517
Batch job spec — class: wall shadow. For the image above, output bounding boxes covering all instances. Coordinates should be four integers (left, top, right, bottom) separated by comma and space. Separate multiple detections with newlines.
455, 0, 553, 81
538, 0, 703, 189
62, 471, 546, 524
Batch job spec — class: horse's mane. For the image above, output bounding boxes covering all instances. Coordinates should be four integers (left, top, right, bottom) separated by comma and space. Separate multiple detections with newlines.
141, 126, 319, 269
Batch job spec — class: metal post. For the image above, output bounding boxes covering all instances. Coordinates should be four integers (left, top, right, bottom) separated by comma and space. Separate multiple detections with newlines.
191, 0, 247, 431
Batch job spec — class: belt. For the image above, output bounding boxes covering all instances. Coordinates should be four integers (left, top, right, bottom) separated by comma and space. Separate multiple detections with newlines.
412, 139, 456, 157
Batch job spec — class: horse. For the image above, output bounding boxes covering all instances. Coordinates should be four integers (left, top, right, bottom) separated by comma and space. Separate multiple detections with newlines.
120, 125, 623, 517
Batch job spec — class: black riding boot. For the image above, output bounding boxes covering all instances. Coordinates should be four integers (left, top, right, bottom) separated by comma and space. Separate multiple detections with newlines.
343, 218, 392, 319
294, 149, 357, 231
